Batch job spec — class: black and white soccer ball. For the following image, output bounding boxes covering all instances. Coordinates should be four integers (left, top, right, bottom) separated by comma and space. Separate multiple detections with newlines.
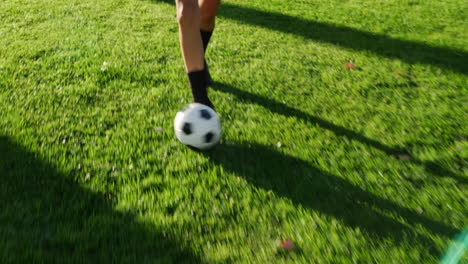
174, 103, 221, 150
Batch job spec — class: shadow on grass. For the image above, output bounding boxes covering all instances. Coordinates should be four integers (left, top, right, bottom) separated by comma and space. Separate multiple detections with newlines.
152, 0, 467, 75
206, 142, 458, 256
213, 82, 467, 185
0, 136, 202, 263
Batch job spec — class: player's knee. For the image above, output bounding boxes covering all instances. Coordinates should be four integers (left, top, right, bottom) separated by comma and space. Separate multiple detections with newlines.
200, 6, 217, 21
200, 10, 216, 27
176, 0, 199, 25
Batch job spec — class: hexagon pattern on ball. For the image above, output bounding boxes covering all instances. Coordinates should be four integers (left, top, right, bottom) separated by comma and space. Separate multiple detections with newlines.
204, 132, 214, 143
174, 103, 221, 150
182, 123, 192, 135
200, 109, 212, 120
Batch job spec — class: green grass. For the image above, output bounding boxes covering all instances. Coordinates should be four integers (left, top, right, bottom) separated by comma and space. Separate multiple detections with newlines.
0, 0, 467, 263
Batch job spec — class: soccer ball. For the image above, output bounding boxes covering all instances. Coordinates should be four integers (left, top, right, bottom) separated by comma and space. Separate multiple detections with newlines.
174, 103, 221, 150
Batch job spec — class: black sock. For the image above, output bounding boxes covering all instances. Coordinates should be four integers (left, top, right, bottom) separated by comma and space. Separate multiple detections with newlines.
204, 60, 213, 87
200, 30, 213, 52
200, 30, 214, 86
188, 69, 214, 109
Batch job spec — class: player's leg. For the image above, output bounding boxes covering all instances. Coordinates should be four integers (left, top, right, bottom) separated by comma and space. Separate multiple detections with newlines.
199, 0, 221, 42
176, 0, 204, 72
199, 0, 221, 85
175, 0, 213, 108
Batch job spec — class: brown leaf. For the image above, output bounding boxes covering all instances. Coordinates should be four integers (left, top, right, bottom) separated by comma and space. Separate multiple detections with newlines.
280, 239, 295, 251
346, 61, 357, 69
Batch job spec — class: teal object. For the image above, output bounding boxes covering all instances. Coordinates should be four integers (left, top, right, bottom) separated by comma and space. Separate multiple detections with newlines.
441, 228, 468, 264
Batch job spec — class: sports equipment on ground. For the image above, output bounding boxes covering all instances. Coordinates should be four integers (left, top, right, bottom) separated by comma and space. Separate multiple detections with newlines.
174, 103, 221, 150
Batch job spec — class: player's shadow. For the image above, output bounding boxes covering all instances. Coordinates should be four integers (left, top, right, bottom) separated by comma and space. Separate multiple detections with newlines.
151, 0, 467, 74
213, 82, 467, 186
0, 136, 203, 263
206, 142, 458, 256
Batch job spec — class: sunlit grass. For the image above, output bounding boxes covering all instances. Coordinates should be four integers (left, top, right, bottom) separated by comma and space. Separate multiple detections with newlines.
0, 0, 466, 263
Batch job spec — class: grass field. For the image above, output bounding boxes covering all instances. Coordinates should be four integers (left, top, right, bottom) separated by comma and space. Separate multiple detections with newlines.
0, 0, 467, 263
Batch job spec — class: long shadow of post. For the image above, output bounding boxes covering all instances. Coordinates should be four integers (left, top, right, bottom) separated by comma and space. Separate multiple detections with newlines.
0, 136, 203, 263
153, 0, 467, 74
206, 142, 458, 257
214, 82, 467, 185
